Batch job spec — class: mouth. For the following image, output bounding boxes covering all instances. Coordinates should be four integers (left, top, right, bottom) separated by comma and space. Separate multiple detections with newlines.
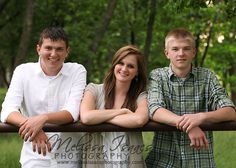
177, 59, 186, 62
118, 71, 128, 77
48, 57, 59, 63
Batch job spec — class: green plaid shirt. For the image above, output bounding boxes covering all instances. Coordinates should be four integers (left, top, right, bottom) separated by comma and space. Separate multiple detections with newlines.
146, 66, 235, 168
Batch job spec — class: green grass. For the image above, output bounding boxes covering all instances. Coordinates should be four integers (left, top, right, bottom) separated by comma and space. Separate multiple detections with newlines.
0, 132, 235, 167
0, 133, 21, 168
214, 131, 236, 168
142, 131, 236, 168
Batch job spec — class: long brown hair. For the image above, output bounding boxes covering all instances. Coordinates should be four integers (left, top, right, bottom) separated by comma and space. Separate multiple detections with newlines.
103, 45, 147, 111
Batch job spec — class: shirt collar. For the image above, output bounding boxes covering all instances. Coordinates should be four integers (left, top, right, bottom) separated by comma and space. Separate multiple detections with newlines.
35, 61, 69, 77
168, 64, 195, 80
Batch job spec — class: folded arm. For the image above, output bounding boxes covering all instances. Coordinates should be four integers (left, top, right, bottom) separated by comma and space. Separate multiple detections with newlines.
151, 107, 182, 127
177, 106, 236, 133
6, 110, 74, 141
80, 90, 129, 125
106, 98, 149, 128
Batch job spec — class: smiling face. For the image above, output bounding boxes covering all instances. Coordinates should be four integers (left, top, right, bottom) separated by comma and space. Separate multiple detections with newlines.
37, 38, 69, 76
165, 38, 196, 76
114, 54, 138, 84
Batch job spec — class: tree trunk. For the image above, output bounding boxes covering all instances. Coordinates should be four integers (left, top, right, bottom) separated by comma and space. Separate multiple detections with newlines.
200, 15, 217, 67
86, 0, 117, 82
229, 64, 236, 105
0, 0, 8, 14
194, 32, 200, 67
144, 0, 157, 62
0, 60, 8, 87
0, 0, 19, 30
12, 0, 34, 76
91, 0, 117, 53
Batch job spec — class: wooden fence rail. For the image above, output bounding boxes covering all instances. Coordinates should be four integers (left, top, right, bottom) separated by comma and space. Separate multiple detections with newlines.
1, 120, 236, 133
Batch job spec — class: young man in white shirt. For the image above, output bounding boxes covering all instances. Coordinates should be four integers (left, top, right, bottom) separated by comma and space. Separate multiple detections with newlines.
1, 27, 86, 167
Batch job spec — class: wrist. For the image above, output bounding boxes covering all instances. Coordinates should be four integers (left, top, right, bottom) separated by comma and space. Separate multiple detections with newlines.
19, 118, 28, 127
199, 112, 207, 123
173, 115, 182, 127
41, 114, 49, 124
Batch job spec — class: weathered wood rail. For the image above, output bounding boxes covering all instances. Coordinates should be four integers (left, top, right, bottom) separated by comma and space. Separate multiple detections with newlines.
1, 120, 236, 133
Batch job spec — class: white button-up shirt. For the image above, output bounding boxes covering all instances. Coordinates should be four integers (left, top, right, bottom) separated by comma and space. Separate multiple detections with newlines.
1, 62, 86, 168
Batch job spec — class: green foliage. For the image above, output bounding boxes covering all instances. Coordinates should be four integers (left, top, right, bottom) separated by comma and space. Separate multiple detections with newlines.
1, 0, 236, 86
0, 88, 6, 110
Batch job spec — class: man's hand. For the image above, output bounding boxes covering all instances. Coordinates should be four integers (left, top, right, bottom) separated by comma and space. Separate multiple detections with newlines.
32, 130, 51, 156
19, 114, 48, 141
187, 127, 208, 150
177, 113, 206, 133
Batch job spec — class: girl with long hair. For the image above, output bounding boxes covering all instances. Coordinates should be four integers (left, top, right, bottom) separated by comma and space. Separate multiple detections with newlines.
80, 45, 148, 168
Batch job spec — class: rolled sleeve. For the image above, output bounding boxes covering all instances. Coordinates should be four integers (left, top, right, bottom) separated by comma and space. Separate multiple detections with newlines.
1, 108, 20, 123
147, 70, 166, 119
208, 71, 236, 110
61, 65, 87, 121
1, 65, 24, 122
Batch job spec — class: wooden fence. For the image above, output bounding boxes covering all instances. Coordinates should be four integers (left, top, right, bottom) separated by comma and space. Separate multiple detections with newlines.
1, 120, 236, 133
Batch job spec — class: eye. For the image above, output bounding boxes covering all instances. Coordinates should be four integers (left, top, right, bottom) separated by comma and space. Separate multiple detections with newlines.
117, 61, 124, 65
127, 64, 135, 68
56, 47, 64, 52
172, 48, 178, 51
45, 46, 52, 51
183, 47, 191, 51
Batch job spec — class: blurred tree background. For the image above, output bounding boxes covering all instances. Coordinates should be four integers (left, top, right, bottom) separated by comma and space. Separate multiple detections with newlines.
0, 0, 236, 103
0, 1, 236, 167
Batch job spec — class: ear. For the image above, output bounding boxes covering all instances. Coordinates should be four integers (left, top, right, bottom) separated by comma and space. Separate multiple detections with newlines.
65, 47, 70, 58
36, 44, 41, 56
192, 48, 196, 58
164, 49, 170, 59
193, 47, 197, 57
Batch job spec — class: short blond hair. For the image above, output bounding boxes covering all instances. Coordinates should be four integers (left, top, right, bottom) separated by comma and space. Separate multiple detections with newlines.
165, 28, 195, 49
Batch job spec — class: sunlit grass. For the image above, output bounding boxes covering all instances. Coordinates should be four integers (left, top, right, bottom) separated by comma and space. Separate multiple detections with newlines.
0, 131, 235, 167
143, 131, 236, 168
214, 131, 236, 168
0, 133, 21, 168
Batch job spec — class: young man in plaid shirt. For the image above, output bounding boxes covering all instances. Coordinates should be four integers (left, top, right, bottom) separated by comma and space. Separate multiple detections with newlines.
146, 28, 236, 168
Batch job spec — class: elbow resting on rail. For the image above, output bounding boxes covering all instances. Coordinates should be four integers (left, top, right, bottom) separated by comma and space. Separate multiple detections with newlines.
130, 115, 149, 128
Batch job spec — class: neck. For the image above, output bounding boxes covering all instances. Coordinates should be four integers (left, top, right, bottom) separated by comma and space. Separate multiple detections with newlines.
171, 65, 191, 78
115, 81, 130, 95
40, 63, 62, 76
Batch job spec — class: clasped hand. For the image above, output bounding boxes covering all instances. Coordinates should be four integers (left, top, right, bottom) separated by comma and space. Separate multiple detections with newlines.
19, 115, 47, 141
187, 127, 209, 150
176, 113, 208, 150
176, 113, 205, 133
19, 115, 51, 156
32, 130, 51, 156
19, 115, 48, 141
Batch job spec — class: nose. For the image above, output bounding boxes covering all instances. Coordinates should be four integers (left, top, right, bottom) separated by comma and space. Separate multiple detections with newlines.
121, 65, 127, 71
50, 49, 57, 56
178, 49, 184, 55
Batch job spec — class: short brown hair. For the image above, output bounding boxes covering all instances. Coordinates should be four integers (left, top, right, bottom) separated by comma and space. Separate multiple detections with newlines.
165, 28, 195, 49
38, 27, 69, 48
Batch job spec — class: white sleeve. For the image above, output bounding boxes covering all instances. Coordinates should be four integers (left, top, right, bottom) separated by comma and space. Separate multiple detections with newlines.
1, 65, 24, 122
60, 65, 87, 122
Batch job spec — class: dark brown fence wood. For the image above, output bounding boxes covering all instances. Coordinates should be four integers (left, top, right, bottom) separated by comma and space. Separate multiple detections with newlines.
1, 120, 236, 133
